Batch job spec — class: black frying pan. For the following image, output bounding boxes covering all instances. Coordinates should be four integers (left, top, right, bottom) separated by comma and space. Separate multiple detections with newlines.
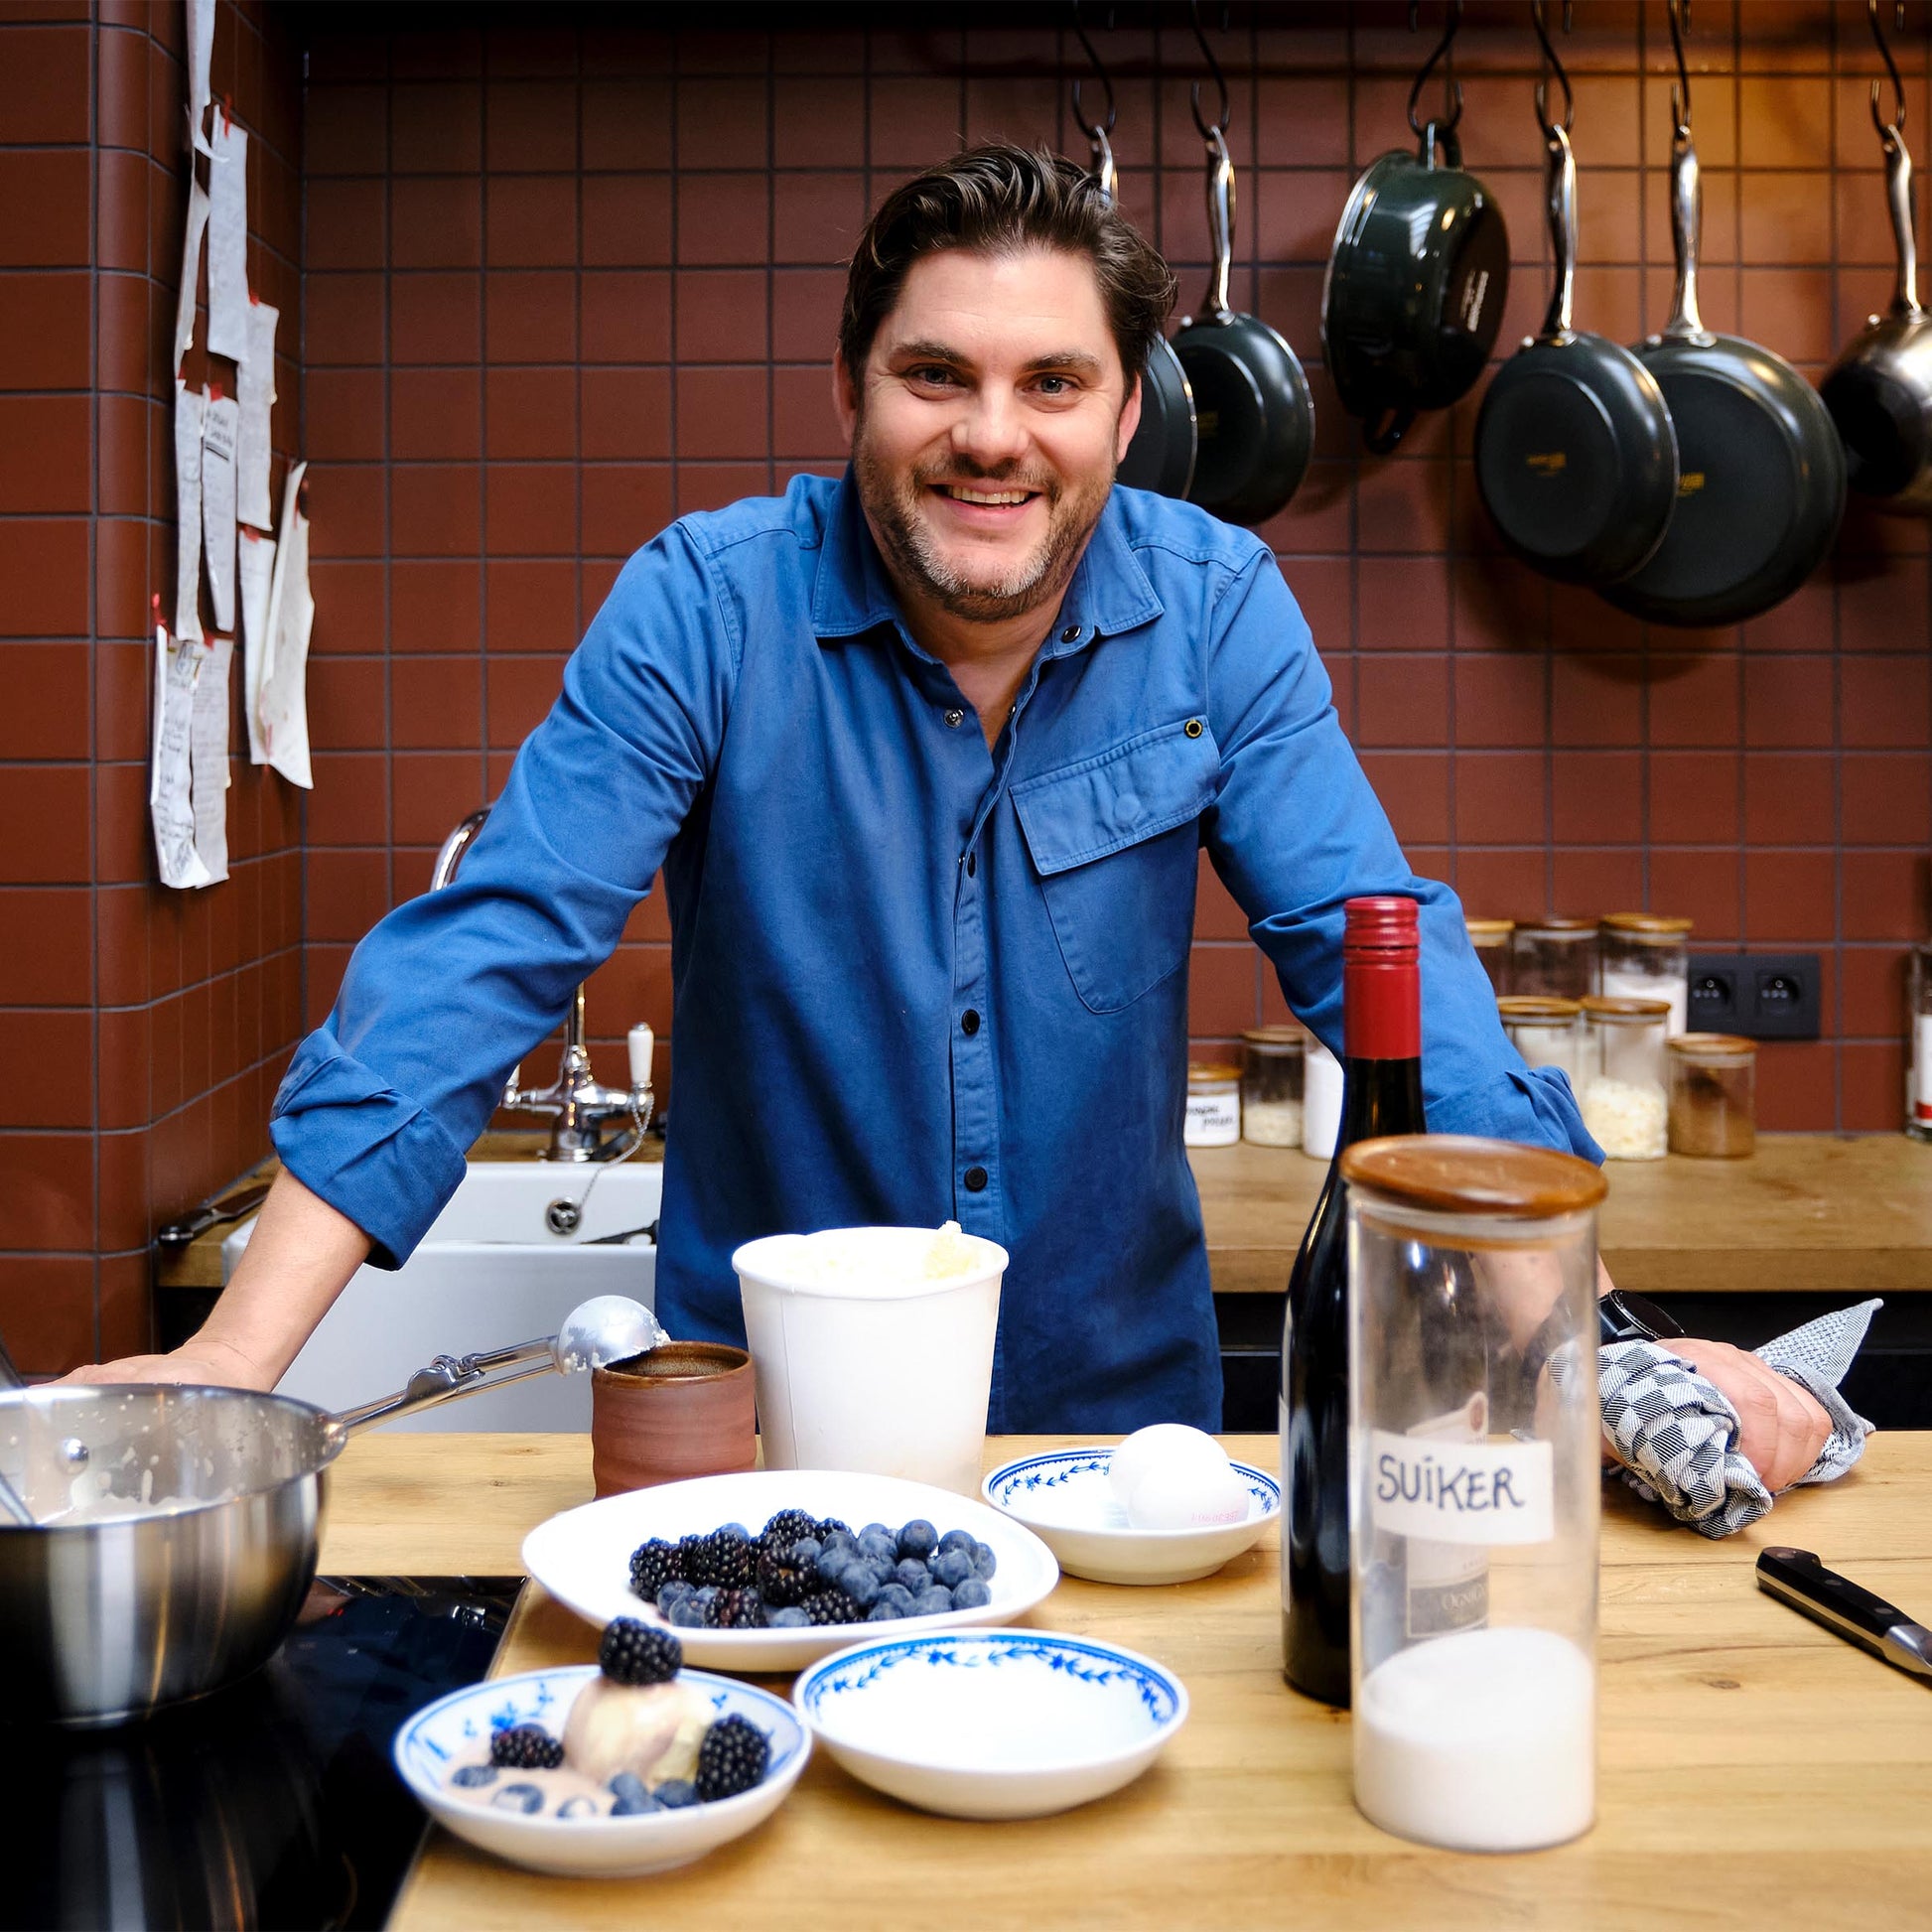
1475, 121, 1677, 584
1173, 125, 1312, 526
1602, 26, 1844, 626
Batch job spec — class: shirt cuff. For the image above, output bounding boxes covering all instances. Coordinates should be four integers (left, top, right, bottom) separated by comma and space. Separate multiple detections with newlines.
1426, 1064, 1605, 1167
269, 1029, 470, 1270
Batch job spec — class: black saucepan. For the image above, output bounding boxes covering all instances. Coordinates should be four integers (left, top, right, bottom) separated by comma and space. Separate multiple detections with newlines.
1475, 122, 1678, 584
1173, 125, 1312, 526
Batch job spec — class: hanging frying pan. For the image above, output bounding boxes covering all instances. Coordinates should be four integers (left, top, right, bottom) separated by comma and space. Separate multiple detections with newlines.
1822, 0, 1932, 511
1602, 2, 1845, 625
1474, 19, 1677, 584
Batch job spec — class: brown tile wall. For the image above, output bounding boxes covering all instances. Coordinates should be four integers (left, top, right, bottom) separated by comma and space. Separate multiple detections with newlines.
0, 0, 303, 1373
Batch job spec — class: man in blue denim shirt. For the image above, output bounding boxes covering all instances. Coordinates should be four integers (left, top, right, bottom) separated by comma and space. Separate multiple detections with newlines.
69, 147, 1829, 1471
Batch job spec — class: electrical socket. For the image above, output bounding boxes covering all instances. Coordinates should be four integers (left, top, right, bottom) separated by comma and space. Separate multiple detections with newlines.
1687, 952, 1822, 1039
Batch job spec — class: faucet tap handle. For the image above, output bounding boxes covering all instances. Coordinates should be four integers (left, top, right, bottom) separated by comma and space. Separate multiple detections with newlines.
627, 1023, 654, 1092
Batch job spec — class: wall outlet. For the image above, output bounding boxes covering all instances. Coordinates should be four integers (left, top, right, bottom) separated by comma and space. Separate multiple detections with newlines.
1687, 952, 1822, 1039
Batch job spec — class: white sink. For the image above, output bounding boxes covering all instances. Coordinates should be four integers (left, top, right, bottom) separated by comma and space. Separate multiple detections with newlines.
225, 1161, 663, 1432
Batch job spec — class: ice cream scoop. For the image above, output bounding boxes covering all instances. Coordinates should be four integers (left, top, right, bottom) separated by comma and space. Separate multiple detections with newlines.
563, 1677, 713, 1786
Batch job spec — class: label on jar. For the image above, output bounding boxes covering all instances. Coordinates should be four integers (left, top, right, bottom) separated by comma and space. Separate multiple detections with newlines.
1368, 1430, 1555, 1547
1918, 1015, 1932, 1123
1403, 1397, 1490, 1638
1184, 1087, 1240, 1146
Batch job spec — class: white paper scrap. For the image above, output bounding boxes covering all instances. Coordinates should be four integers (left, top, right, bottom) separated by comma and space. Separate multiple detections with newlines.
259, 462, 313, 789
187, 0, 214, 157
206, 116, 249, 362
172, 178, 209, 377
238, 525, 276, 763
151, 622, 212, 890
173, 380, 205, 644
236, 298, 278, 530
189, 634, 232, 883
200, 388, 238, 632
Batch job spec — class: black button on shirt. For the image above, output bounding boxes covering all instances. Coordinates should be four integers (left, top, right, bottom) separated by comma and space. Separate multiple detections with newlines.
963, 1166, 988, 1192
961, 1009, 980, 1035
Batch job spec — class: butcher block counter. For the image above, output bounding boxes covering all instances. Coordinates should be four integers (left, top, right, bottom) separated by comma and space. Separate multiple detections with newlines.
318, 1432, 1932, 1931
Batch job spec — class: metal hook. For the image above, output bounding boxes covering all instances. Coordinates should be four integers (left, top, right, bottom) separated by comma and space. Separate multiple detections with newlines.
1532, 0, 1575, 136
1069, 3, 1116, 143
1407, 0, 1465, 141
1868, 0, 1909, 141
1667, 0, 1693, 143
1188, 0, 1231, 142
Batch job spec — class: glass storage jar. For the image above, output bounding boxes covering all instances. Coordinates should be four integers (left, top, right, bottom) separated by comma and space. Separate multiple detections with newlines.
1498, 996, 1585, 1082
1465, 918, 1514, 997
1184, 1062, 1241, 1147
1911, 938, 1932, 1143
1579, 997, 1670, 1160
1666, 1034, 1756, 1159
1596, 913, 1692, 1035
1241, 1026, 1306, 1147
1343, 1135, 1604, 1853
1511, 917, 1596, 1002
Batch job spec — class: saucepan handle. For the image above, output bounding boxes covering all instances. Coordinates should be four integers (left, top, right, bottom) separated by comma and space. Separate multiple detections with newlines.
331, 1336, 557, 1438
1363, 404, 1417, 457
1201, 124, 1235, 321
1882, 125, 1923, 319
1540, 122, 1579, 343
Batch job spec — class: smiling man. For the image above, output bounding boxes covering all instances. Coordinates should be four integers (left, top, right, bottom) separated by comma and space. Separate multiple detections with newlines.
69, 146, 1827, 1472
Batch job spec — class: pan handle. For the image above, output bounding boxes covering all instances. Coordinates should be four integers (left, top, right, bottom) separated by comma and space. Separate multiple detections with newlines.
329, 1336, 558, 1438
1881, 125, 1924, 319
1539, 122, 1579, 342
1363, 404, 1417, 456
1660, 123, 1714, 346
1201, 124, 1236, 321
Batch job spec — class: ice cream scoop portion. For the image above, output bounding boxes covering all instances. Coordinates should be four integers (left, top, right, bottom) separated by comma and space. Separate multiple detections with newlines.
562, 1674, 714, 1785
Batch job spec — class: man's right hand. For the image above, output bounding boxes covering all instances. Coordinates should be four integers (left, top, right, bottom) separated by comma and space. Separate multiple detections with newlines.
56, 1337, 276, 1392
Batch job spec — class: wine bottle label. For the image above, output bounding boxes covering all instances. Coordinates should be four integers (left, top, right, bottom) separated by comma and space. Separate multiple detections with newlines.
1401, 1396, 1489, 1638
1916, 1015, 1932, 1123
1367, 1430, 1555, 1546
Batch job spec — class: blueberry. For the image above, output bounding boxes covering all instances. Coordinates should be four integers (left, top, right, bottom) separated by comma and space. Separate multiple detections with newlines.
931, 1548, 974, 1589
668, 1595, 708, 1626
840, 1565, 881, 1609
874, 1583, 916, 1618
768, 1605, 810, 1628
952, 1576, 992, 1609
720, 1523, 752, 1542
655, 1779, 700, 1809
910, 1586, 953, 1616
557, 1795, 599, 1819
657, 1580, 694, 1610
492, 1782, 545, 1815
450, 1763, 497, 1788
896, 1519, 938, 1561
867, 1599, 902, 1621
814, 1543, 850, 1584
971, 1541, 998, 1580
792, 1536, 822, 1566
607, 1771, 658, 1816
860, 1522, 890, 1542
936, 1527, 976, 1556
894, 1558, 930, 1593
857, 1529, 897, 1566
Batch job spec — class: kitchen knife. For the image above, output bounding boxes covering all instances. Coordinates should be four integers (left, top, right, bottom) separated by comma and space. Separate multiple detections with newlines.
1756, 1546, 1932, 1683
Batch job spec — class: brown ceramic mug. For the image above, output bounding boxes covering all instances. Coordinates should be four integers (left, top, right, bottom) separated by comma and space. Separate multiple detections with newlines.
590, 1341, 758, 1497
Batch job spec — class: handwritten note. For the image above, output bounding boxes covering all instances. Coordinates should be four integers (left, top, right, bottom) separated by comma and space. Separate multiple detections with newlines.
190, 633, 233, 883
236, 299, 278, 530
173, 179, 209, 377
259, 462, 314, 788
150, 621, 211, 890
173, 380, 205, 644
206, 117, 249, 362
239, 526, 276, 763
200, 388, 238, 632
187, 0, 214, 157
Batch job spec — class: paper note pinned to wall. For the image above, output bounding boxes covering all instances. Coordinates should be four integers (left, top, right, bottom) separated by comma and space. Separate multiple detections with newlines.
201, 388, 239, 632
151, 620, 212, 891
190, 634, 233, 884
173, 179, 209, 377
239, 526, 276, 764
206, 116, 250, 363
187, 0, 214, 157
236, 299, 278, 530
259, 461, 313, 788
173, 380, 206, 644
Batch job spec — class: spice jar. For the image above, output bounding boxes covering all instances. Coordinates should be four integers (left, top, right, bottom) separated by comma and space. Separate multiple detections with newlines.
1184, 1062, 1241, 1147
1579, 997, 1670, 1160
1498, 996, 1585, 1082
1511, 917, 1596, 1002
1465, 918, 1513, 997
1667, 1034, 1756, 1159
1596, 913, 1692, 1035
1343, 1135, 1603, 1853
1241, 1026, 1305, 1147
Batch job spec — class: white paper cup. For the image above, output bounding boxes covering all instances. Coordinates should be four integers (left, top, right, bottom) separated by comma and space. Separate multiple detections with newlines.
733, 1227, 1008, 1495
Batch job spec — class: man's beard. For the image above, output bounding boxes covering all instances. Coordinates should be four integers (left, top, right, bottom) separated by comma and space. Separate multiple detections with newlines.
852, 421, 1115, 625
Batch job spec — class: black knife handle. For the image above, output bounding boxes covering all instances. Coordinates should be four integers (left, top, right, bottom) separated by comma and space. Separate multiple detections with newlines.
1756, 1546, 1909, 1657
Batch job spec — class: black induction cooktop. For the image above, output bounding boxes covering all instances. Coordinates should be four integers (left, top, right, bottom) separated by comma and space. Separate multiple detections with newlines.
8, 1575, 518, 1932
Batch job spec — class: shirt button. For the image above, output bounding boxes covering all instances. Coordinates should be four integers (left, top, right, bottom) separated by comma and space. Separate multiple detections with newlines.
1184, 717, 1204, 739
961, 1009, 981, 1035
944, 707, 965, 728
963, 1166, 988, 1192
1059, 625, 1081, 643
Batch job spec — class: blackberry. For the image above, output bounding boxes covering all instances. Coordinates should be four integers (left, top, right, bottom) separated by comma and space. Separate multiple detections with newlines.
800, 1587, 862, 1626
679, 1531, 716, 1585
757, 1539, 817, 1607
759, 1508, 818, 1554
490, 1724, 564, 1771
696, 1714, 770, 1801
712, 1585, 767, 1629
703, 1526, 758, 1588
813, 1516, 851, 1545
626, 1538, 683, 1602
599, 1616, 683, 1686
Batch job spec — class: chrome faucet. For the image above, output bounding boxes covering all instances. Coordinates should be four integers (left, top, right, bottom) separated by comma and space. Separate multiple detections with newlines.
431, 807, 655, 1164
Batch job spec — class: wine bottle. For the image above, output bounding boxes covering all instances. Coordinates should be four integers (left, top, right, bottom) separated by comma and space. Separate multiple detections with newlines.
1281, 895, 1427, 1705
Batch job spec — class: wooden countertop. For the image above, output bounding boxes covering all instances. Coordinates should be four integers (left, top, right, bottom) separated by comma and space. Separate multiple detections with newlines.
316, 1432, 1932, 1931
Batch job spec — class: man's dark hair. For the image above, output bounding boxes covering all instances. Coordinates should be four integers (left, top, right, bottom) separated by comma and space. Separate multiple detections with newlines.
839, 142, 1177, 388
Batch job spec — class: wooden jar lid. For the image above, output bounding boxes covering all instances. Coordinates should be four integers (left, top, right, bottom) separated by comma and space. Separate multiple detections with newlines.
1497, 995, 1583, 1021
1340, 1134, 1608, 1217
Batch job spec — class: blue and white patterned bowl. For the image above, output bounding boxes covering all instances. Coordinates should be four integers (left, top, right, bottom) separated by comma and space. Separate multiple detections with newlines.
394, 1666, 809, 1877
983, 1447, 1280, 1585
793, 1629, 1187, 1818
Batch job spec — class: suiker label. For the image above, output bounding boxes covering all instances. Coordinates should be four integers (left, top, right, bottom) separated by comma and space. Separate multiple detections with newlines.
1368, 1430, 1555, 1546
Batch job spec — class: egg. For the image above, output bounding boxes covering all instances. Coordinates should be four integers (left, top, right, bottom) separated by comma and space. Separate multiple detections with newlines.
1125, 1463, 1252, 1532
1106, 1424, 1231, 1507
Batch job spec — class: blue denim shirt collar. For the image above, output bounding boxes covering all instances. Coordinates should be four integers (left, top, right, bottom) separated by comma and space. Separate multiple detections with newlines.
810, 468, 1166, 652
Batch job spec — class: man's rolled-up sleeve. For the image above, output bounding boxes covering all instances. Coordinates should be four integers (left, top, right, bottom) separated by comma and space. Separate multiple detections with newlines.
1199, 548, 1601, 1165
271, 525, 742, 1266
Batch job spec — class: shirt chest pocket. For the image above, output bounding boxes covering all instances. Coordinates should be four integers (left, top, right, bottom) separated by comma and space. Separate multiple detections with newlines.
1012, 717, 1221, 1016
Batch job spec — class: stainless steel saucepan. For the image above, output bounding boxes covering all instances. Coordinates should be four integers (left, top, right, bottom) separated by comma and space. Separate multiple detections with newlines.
0, 1295, 666, 1725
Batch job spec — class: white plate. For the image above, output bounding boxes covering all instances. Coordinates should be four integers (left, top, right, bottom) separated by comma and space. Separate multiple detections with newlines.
982, 1448, 1280, 1585
393, 1666, 808, 1877
521, 1469, 1060, 1672
793, 1628, 1187, 1819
